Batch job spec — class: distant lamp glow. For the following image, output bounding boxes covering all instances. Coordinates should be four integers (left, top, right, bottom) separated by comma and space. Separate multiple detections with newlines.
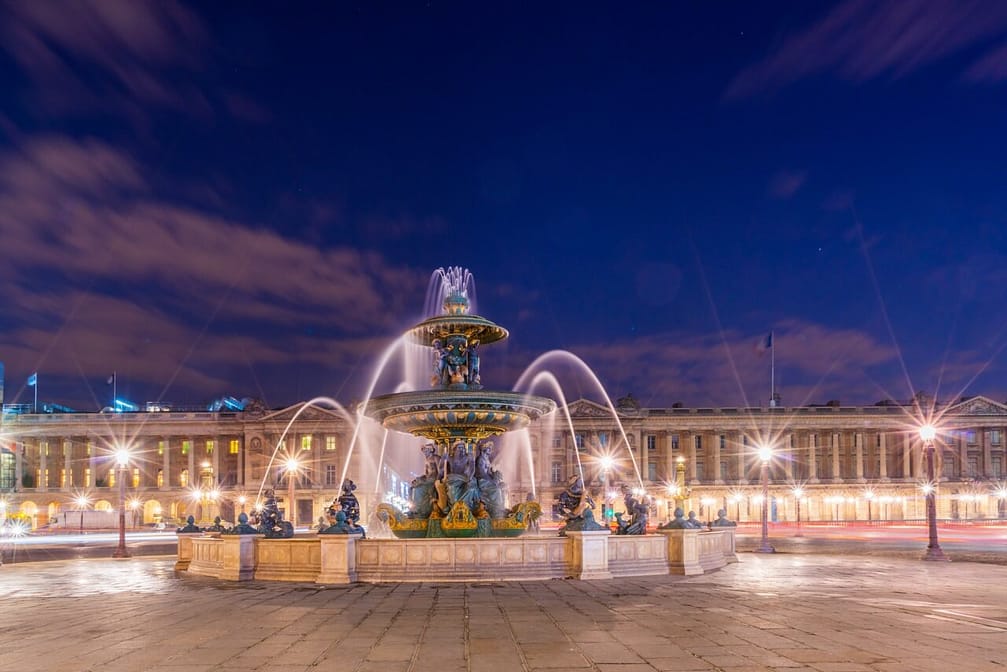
598, 455, 615, 472
115, 448, 131, 467
754, 442, 774, 553
284, 457, 300, 472
919, 425, 936, 442
757, 445, 773, 463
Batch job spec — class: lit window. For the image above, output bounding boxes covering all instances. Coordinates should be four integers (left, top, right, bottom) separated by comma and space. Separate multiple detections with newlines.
158, 441, 164, 456
43, 441, 49, 457
206, 440, 214, 455
87, 442, 92, 456
60, 468, 66, 488
325, 436, 336, 451
229, 439, 240, 454
180, 469, 189, 487
301, 436, 312, 451
182, 441, 190, 455
108, 469, 115, 487
157, 469, 164, 487
132, 467, 140, 487
84, 468, 91, 487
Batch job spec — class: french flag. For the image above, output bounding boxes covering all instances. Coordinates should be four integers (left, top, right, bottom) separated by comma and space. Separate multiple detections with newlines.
756, 331, 773, 354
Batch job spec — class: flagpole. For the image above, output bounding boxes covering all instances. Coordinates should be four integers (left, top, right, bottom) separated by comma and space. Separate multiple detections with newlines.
770, 331, 775, 408
34, 378, 38, 414
113, 371, 117, 409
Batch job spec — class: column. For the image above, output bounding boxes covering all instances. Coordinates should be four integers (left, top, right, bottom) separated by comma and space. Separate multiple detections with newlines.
784, 433, 794, 480
982, 428, 992, 478
39, 439, 48, 492
162, 437, 171, 491
687, 433, 697, 482
712, 432, 723, 484
89, 439, 97, 488
958, 431, 967, 479
831, 432, 841, 483
736, 432, 747, 484
212, 435, 221, 486
665, 430, 674, 481
63, 437, 72, 490
637, 430, 648, 483
879, 433, 889, 481
808, 433, 819, 483
15, 441, 23, 489
188, 437, 196, 486
902, 433, 912, 480
855, 432, 865, 482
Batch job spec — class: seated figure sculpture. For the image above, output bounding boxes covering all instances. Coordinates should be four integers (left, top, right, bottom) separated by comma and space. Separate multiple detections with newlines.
711, 508, 737, 527
556, 475, 605, 535
686, 510, 705, 529
257, 488, 294, 538
614, 484, 649, 535
659, 507, 690, 529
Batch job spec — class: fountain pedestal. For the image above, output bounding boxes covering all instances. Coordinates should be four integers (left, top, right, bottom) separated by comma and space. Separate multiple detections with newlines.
174, 532, 202, 571
566, 530, 613, 580
220, 534, 262, 581
317, 534, 361, 584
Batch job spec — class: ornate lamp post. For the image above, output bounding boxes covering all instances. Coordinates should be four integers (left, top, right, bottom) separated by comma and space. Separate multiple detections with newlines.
284, 457, 300, 529
74, 494, 90, 534
919, 425, 947, 561
599, 455, 614, 522
755, 444, 775, 553
792, 487, 804, 537
112, 448, 131, 559
238, 494, 247, 514
675, 455, 687, 512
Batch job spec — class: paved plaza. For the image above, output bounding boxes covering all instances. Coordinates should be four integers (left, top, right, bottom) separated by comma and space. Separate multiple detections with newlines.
1, 552, 1006, 672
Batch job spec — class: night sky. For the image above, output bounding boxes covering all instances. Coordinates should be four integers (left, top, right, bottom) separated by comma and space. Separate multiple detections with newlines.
2, 1, 1007, 413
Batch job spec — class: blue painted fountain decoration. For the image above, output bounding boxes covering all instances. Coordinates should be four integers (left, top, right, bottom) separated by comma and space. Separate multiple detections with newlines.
364, 267, 556, 537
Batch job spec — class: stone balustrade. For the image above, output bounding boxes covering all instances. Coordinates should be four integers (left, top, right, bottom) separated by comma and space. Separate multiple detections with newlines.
184, 527, 737, 584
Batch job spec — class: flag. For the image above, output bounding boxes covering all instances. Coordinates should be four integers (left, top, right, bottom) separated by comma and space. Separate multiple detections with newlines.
107, 374, 115, 385
756, 331, 773, 355
27, 372, 37, 386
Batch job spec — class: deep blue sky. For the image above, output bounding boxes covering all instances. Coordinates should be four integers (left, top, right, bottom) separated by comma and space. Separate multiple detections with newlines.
1, 1, 1007, 411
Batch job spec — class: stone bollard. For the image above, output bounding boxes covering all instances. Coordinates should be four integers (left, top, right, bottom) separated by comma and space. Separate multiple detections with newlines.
659, 528, 703, 575
317, 534, 362, 584
219, 534, 262, 581
174, 532, 203, 571
566, 530, 613, 580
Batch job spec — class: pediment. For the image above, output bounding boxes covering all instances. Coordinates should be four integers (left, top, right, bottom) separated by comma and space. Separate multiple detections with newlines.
257, 402, 348, 425
944, 395, 1007, 416
566, 399, 613, 418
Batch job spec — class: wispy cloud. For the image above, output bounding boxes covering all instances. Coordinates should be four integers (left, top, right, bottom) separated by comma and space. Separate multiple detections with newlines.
726, 0, 1007, 99
0, 135, 426, 406
768, 170, 807, 199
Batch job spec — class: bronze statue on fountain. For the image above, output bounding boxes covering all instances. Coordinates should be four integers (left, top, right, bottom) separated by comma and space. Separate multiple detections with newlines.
366, 270, 554, 539
555, 474, 606, 536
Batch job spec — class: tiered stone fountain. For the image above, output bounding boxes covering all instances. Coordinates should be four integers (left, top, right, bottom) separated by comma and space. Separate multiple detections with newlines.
364, 272, 555, 537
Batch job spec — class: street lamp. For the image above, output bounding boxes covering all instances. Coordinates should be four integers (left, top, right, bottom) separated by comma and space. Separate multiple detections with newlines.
598, 455, 614, 522
285, 457, 300, 529
792, 487, 804, 537
919, 425, 947, 561
755, 444, 775, 553
238, 494, 247, 514
112, 448, 131, 559
864, 489, 875, 523
74, 494, 90, 533
675, 455, 687, 513
127, 497, 142, 528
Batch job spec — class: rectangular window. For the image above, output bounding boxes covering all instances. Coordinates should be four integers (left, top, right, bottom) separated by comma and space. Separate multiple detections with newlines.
325, 436, 336, 451
551, 461, 562, 483
132, 467, 140, 488
967, 431, 977, 445
695, 435, 703, 452
575, 434, 584, 450
647, 462, 657, 481
84, 468, 91, 487
598, 432, 608, 447
206, 440, 214, 455
967, 456, 979, 478
43, 441, 49, 457
646, 435, 656, 451
671, 435, 679, 451
301, 436, 312, 451
87, 442, 92, 456
695, 462, 705, 481
325, 464, 337, 486
182, 440, 191, 455
180, 469, 189, 487
108, 469, 115, 487
229, 439, 240, 454
552, 436, 562, 449
992, 430, 1001, 446
158, 441, 165, 456
993, 456, 1003, 478
60, 468, 67, 488
36, 468, 41, 486
157, 469, 164, 487
720, 435, 726, 450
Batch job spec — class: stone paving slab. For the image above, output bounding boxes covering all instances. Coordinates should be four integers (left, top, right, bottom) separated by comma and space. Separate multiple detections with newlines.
2, 553, 1007, 671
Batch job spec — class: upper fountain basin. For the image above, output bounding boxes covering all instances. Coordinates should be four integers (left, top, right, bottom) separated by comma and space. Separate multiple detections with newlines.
363, 389, 556, 442
406, 314, 508, 347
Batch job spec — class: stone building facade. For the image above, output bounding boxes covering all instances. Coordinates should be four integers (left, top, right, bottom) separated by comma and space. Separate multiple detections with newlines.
2, 395, 1006, 528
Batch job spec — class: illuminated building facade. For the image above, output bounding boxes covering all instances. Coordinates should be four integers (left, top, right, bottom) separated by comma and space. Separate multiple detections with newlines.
2, 394, 1007, 528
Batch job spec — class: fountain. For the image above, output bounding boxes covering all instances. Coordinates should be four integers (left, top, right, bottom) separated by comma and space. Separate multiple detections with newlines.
179, 266, 739, 583
363, 268, 555, 537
